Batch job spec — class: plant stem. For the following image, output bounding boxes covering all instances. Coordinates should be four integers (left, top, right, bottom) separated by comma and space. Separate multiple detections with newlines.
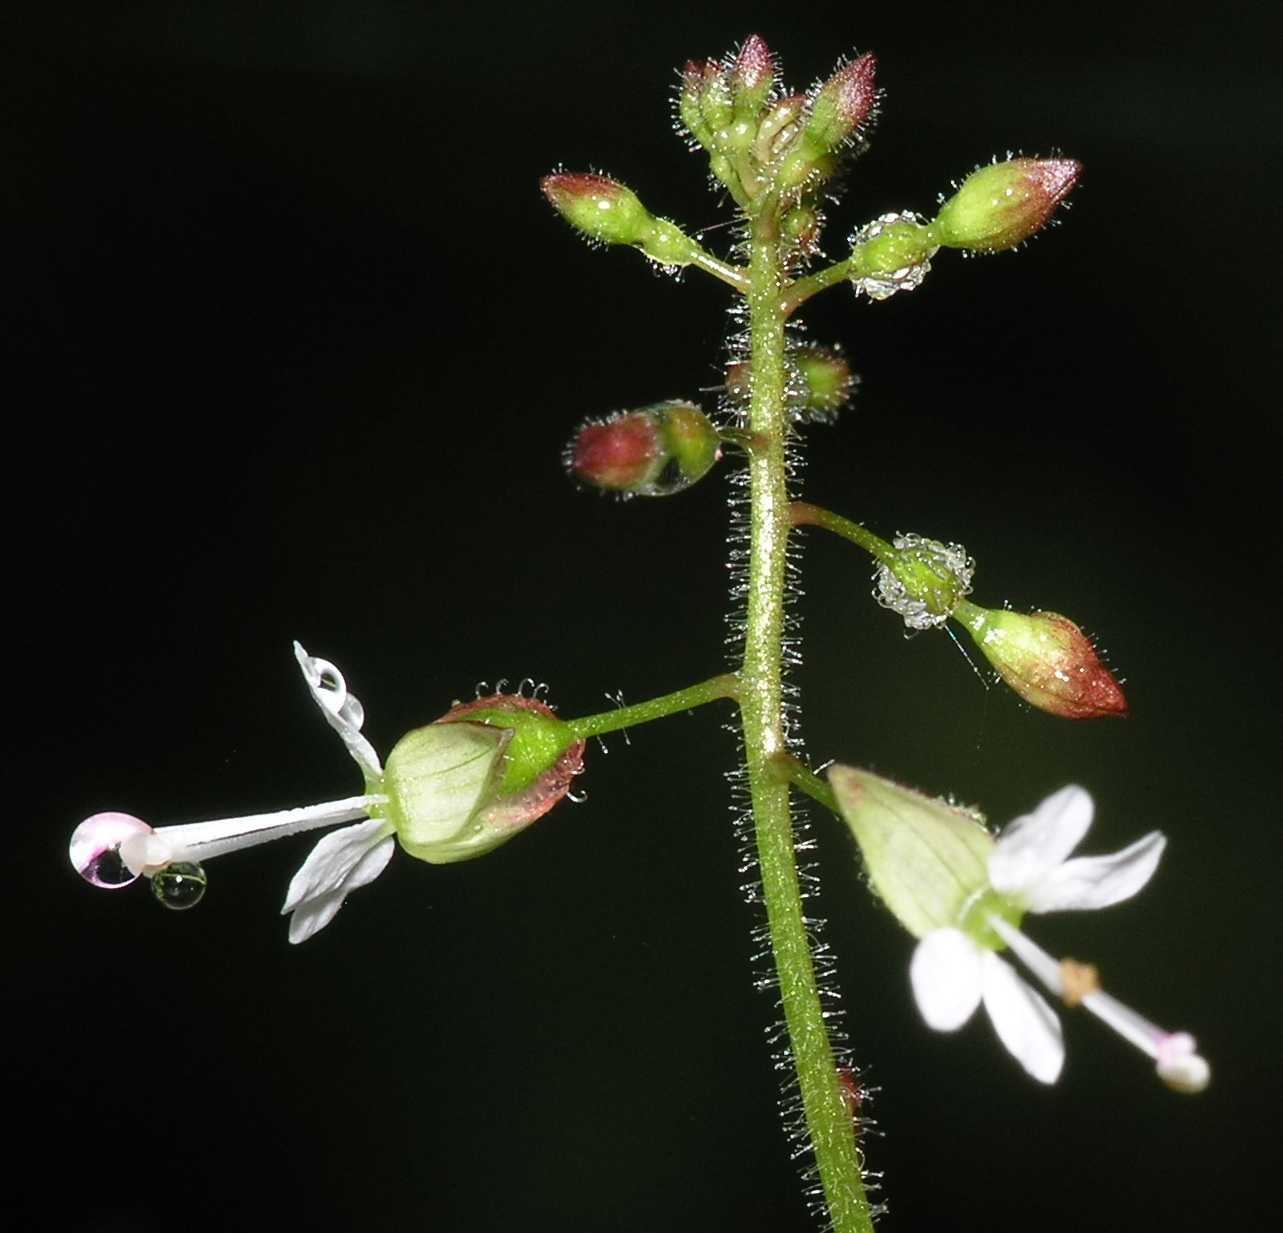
773, 753, 840, 817
562, 674, 739, 742
779, 256, 854, 316
790, 501, 897, 565
688, 246, 752, 292
740, 204, 874, 1233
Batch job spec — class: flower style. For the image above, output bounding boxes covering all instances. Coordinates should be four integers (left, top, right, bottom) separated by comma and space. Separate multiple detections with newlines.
70, 643, 584, 943
829, 769, 1209, 1092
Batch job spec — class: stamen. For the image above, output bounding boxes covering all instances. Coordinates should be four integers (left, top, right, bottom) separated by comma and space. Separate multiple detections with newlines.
989, 915, 1209, 1092
1059, 959, 1099, 1007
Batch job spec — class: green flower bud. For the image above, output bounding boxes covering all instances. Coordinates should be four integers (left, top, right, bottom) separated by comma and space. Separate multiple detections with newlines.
541, 172, 654, 246
727, 345, 855, 421
828, 766, 1001, 941
935, 157, 1081, 253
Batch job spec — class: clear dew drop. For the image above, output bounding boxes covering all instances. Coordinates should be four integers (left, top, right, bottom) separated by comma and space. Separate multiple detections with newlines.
151, 862, 208, 911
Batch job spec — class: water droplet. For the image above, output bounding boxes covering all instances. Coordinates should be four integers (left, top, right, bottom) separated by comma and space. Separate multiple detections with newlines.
70, 812, 152, 888
151, 861, 207, 911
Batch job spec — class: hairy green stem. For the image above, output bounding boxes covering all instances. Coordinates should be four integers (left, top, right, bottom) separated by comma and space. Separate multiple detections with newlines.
779, 256, 854, 316
774, 753, 840, 816
563, 675, 739, 741
740, 205, 874, 1233
689, 246, 752, 292
790, 502, 897, 565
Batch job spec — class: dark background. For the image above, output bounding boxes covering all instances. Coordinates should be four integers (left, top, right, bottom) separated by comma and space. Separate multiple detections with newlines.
8, 3, 1279, 1231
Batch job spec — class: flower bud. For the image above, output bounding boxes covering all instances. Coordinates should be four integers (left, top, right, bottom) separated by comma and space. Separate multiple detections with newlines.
541, 173, 653, 246
954, 601, 1127, 719
565, 401, 721, 497
934, 157, 1081, 253
875, 533, 974, 630
731, 34, 775, 123
678, 60, 717, 149
828, 766, 996, 940
805, 53, 877, 151
385, 694, 584, 865
848, 212, 938, 300
542, 172, 704, 269
727, 346, 854, 420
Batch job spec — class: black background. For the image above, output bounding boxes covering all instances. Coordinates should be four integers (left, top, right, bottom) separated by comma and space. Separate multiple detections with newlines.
8, 3, 1279, 1231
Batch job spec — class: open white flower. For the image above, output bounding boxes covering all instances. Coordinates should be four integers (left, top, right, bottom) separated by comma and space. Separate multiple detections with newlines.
70, 643, 539, 943
830, 770, 1209, 1092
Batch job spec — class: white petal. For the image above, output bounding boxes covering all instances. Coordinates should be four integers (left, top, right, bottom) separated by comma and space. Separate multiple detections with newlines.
981, 952, 1064, 1083
989, 785, 1093, 899
294, 641, 382, 779
282, 819, 394, 943
910, 929, 984, 1030
1021, 831, 1166, 913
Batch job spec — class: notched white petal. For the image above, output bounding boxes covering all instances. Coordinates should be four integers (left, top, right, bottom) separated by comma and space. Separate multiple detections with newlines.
981, 952, 1064, 1084
1022, 831, 1166, 913
294, 640, 381, 778
910, 929, 983, 1031
989, 784, 1093, 899
282, 818, 395, 943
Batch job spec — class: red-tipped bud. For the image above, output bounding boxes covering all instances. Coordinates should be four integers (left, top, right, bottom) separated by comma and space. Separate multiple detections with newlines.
955, 602, 1128, 719
934, 157, 1081, 253
807, 53, 878, 150
679, 60, 718, 147
732, 34, 775, 120
541, 172, 653, 246
565, 401, 722, 497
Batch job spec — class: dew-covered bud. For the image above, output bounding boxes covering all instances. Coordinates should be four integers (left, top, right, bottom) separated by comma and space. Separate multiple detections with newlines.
565, 400, 721, 497
875, 533, 974, 630
954, 601, 1127, 719
934, 157, 1081, 253
849, 212, 939, 300
385, 694, 585, 865
828, 766, 998, 941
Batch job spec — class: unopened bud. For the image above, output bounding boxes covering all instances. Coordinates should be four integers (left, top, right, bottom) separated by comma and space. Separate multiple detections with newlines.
781, 205, 822, 253
542, 173, 653, 246
732, 34, 775, 123
678, 61, 717, 148
954, 601, 1127, 719
875, 533, 974, 629
935, 157, 1081, 253
828, 766, 997, 940
849, 212, 938, 300
566, 400, 721, 497
806, 53, 878, 151
542, 172, 702, 268
726, 346, 855, 420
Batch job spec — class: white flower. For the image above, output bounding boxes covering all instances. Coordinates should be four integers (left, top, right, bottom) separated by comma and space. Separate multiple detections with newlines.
908, 785, 1208, 1091
72, 644, 581, 943
70, 643, 397, 943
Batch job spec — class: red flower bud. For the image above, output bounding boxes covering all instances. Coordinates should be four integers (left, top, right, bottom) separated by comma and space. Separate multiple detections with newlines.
955, 602, 1127, 719
565, 401, 722, 497
731, 33, 775, 118
808, 53, 878, 150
